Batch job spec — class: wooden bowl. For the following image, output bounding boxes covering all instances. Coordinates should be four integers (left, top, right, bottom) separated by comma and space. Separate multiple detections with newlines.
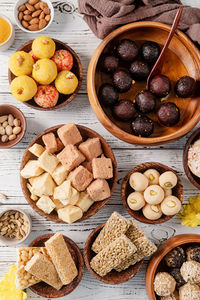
0, 104, 26, 149
84, 223, 144, 284
87, 21, 200, 146
28, 233, 84, 298
20, 124, 117, 223
183, 127, 200, 189
146, 234, 200, 300
121, 162, 184, 224
8, 39, 83, 111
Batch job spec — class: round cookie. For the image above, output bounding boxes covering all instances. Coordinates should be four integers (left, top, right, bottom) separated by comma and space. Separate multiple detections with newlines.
186, 246, 200, 263
180, 261, 200, 284
144, 169, 160, 185
159, 171, 177, 190
55, 70, 78, 95
32, 59, 57, 85
127, 192, 145, 211
129, 172, 149, 192
9, 51, 34, 76
164, 246, 185, 268
34, 85, 59, 108
52, 49, 73, 71
142, 204, 162, 220
161, 196, 182, 216
154, 272, 176, 297
144, 185, 164, 205
179, 283, 200, 300
32, 36, 56, 59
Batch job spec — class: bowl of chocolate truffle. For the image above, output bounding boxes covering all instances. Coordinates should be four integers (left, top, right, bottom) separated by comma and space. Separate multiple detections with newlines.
146, 234, 200, 300
87, 21, 200, 145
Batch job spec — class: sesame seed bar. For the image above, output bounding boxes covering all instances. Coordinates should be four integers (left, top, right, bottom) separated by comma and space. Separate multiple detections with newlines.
90, 234, 137, 277
15, 247, 48, 290
125, 220, 146, 241
115, 236, 157, 272
92, 211, 130, 253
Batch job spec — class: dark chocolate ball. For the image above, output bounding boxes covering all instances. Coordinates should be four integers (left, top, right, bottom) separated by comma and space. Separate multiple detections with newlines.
98, 83, 118, 106
129, 60, 150, 81
170, 268, 186, 288
135, 90, 157, 113
175, 76, 196, 98
101, 54, 119, 73
131, 115, 154, 137
158, 102, 180, 127
164, 247, 185, 268
150, 74, 171, 98
113, 69, 133, 93
141, 41, 160, 63
186, 246, 200, 263
116, 39, 139, 62
113, 99, 136, 121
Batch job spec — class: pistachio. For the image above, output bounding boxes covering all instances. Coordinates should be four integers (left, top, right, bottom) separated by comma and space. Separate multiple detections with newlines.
164, 182, 173, 188
150, 190, 157, 195
149, 174, 155, 181
129, 199, 137, 204
166, 200, 176, 208
151, 205, 159, 212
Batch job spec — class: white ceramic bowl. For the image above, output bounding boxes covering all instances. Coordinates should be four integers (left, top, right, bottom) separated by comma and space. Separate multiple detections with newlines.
0, 208, 32, 246
14, 0, 54, 33
0, 14, 15, 52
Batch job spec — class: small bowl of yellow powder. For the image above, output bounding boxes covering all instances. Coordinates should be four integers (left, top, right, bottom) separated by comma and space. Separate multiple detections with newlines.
0, 14, 15, 52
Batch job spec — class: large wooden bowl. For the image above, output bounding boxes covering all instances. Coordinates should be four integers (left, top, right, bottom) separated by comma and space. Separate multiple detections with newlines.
84, 223, 144, 284
121, 162, 184, 224
146, 234, 200, 300
28, 233, 84, 298
183, 127, 200, 189
87, 22, 200, 145
8, 39, 83, 111
20, 124, 117, 223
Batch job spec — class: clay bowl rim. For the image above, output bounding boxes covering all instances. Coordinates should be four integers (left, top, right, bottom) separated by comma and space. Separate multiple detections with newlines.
87, 21, 200, 146
84, 223, 144, 284
8, 38, 83, 111
121, 162, 184, 224
145, 233, 200, 300
183, 127, 200, 189
28, 233, 84, 298
20, 124, 118, 223
0, 104, 26, 149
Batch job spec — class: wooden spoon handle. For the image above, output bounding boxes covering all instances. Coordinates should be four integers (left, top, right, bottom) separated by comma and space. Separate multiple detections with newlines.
146, 5, 183, 89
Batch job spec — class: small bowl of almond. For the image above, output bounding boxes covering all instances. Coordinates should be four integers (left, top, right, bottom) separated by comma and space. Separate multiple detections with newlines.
0, 208, 32, 245
14, 0, 54, 33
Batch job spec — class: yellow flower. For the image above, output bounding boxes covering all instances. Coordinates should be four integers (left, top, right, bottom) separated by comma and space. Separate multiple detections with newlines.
179, 195, 200, 227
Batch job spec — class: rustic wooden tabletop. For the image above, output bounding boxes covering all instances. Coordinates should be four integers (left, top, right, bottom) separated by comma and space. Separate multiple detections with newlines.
0, 0, 200, 299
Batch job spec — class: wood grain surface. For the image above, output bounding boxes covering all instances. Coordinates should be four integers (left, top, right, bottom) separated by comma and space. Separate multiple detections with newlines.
0, 0, 200, 299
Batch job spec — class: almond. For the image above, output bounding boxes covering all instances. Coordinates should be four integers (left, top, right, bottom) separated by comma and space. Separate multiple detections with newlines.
43, 7, 50, 14
24, 9, 31, 15
18, 12, 23, 21
34, 2, 41, 9
28, 0, 39, 4
39, 18, 47, 29
29, 17, 39, 24
28, 24, 39, 31
23, 14, 32, 21
45, 14, 50, 22
25, 3, 35, 11
18, 4, 26, 11
32, 9, 42, 17
22, 20, 29, 28
39, 11, 45, 19
40, 1, 47, 10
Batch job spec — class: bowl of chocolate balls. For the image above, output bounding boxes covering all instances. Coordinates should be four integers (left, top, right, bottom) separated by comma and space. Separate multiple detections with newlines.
87, 21, 200, 145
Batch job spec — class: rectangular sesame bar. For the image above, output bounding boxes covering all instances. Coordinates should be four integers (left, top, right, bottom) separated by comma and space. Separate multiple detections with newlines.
90, 234, 137, 277
45, 233, 78, 285
91, 212, 130, 253
15, 247, 48, 290
125, 220, 146, 241
115, 236, 157, 272
25, 252, 63, 290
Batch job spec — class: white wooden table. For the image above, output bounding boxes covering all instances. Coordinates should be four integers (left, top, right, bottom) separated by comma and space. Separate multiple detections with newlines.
0, 1, 200, 299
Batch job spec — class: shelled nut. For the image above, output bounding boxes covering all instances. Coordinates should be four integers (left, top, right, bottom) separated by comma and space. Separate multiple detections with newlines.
0, 114, 22, 143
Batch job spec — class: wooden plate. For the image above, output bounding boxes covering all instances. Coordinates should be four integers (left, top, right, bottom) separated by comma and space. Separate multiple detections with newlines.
20, 124, 117, 223
145, 234, 200, 300
28, 233, 84, 298
183, 127, 200, 189
84, 223, 144, 284
8, 39, 83, 111
121, 162, 184, 224
87, 21, 200, 145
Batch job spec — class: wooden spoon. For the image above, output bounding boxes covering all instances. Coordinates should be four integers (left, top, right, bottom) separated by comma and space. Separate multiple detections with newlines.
146, 5, 183, 89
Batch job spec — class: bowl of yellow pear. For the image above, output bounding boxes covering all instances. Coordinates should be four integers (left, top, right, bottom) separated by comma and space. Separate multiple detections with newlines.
8, 36, 83, 111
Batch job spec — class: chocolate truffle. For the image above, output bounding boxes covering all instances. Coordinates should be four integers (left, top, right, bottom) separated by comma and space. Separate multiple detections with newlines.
101, 54, 119, 73
113, 99, 136, 121
154, 272, 176, 296
131, 115, 154, 137
98, 83, 118, 106
170, 268, 186, 288
158, 102, 180, 127
113, 69, 133, 93
135, 90, 157, 114
164, 247, 185, 268
180, 261, 200, 284
127, 192, 145, 211
150, 74, 171, 98
116, 39, 139, 62
186, 246, 200, 263
129, 60, 150, 80
175, 76, 196, 98
141, 41, 160, 63
129, 172, 149, 192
